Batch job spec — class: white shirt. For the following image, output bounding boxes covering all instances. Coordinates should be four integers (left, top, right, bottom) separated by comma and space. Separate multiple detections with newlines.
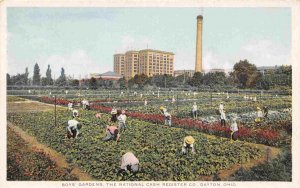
164, 112, 171, 118
144, 100, 147, 106
257, 110, 263, 118
220, 111, 226, 120
118, 114, 127, 123
230, 122, 238, 132
67, 119, 79, 132
68, 103, 73, 108
121, 152, 139, 170
219, 104, 224, 112
192, 104, 197, 112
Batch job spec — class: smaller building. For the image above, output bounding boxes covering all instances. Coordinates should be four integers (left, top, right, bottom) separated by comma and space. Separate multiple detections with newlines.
257, 66, 278, 75
174, 70, 195, 77
89, 71, 123, 80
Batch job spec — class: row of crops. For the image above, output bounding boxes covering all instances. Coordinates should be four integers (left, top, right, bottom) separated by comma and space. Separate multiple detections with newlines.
26, 94, 291, 146
7, 109, 265, 181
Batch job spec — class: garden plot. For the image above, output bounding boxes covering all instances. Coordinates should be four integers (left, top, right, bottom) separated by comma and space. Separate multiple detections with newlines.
7, 108, 280, 181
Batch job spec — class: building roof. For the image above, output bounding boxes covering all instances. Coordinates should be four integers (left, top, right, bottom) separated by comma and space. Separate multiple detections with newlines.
139, 49, 175, 55
125, 50, 139, 54
257, 66, 277, 70
100, 71, 122, 77
114, 53, 125, 56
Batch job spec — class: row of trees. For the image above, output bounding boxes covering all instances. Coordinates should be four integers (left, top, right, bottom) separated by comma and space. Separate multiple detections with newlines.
7, 63, 70, 86
123, 60, 291, 90
7, 60, 292, 90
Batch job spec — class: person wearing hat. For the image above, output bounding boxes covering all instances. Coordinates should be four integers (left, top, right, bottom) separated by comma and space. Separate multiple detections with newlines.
66, 118, 82, 139
102, 125, 120, 142
219, 102, 224, 114
230, 118, 238, 141
192, 102, 198, 119
118, 152, 139, 175
182, 136, 196, 154
111, 107, 118, 122
220, 110, 226, 126
160, 106, 172, 127
255, 107, 263, 124
72, 109, 79, 118
117, 110, 127, 132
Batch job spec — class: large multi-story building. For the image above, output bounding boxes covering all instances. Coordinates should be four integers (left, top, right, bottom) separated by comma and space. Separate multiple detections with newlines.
113, 54, 125, 76
124, 50, 139, 80
114, 49, 174, 80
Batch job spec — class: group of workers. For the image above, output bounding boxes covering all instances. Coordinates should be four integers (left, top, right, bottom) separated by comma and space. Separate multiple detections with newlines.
65, 100, 197, 174
65, 101, 138, 174
64, 96, 270, 175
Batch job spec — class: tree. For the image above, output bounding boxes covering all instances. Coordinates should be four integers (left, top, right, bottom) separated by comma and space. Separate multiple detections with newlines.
24, 67, 29, 85
32, 63, 41, 85
46, 65, 54, 85
232, 59, 260, 88
56, 67, 67, 86
203, 72, 228, 86
70, 79, 79, 87
132, 74, 149, 88
189, 72, 203, 87
41, 77, 48, 86
118, 77, 127, 89
175, 73, 191, 84
7, 73, 11, 85
89, 77, 97, 89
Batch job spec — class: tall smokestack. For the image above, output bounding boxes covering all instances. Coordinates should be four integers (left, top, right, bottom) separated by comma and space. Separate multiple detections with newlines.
195, 15, 203, 72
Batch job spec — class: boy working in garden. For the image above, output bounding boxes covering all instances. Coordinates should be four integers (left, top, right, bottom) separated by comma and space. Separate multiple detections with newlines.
72, 109, 79, 118
220, 110, 226, 126
111, 107, 118, 122
160, 106, 172, 127
66, 119, 82, 139
117, 110, 127, 132
102, 124, 120, 142
182, 136, 195, 154
263, 106, 269, 119
255, 107, 263, 125
82, 99, 90, 110
68, 102, 73, 110
230, 118, 238, 142
192, 102, 198, 119
219, 102, 224, 114
118, 152, 139, 175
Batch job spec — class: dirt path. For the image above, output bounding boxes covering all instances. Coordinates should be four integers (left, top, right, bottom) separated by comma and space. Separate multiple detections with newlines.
8, 122, 95, 181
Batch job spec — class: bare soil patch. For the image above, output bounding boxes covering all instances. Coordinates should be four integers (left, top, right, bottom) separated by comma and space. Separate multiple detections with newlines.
7, 100, 64, 113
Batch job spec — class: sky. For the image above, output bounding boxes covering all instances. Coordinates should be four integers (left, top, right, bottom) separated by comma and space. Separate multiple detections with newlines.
7, 7, 291, 79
